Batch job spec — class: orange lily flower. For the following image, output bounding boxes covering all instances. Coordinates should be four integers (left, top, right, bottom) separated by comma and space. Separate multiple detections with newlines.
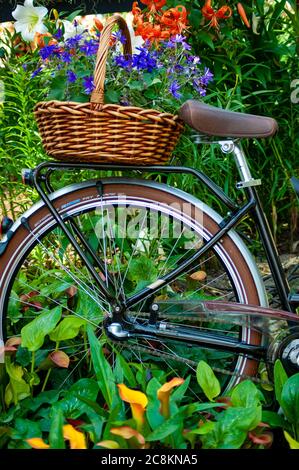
63, 424, 87, 449
157, 377, 184, 418
160, 6, 188, 34
117, 384, 148, 429
110, 426, 146, 448
202, 1, 232, 30
26, 438, 50, 449
141, 0, 166, 12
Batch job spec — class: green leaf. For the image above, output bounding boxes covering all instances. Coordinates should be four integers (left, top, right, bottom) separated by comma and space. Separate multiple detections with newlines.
280, 373, 299, 426
196, 361, 220, 401
49, 406, 65, 449
262, 410, 286, 428
47, 75, 67, 101
284, 431, 299, 449
146, 377, 164, 430
128, 256, 157, 284
105, 88, 121, 103
231, 380, 262, 408
4, 358, 30, 407
87, 325, 116, 409
201, 406, 262, 449
11, 418, 41, 441
274, 359, 288, 406
185, 421, 215, 436
21, 307, 62, 352
196, 31, 215, 50
49, 316, 86, 342
146, 411, 182, 442
58, 378, 99, 419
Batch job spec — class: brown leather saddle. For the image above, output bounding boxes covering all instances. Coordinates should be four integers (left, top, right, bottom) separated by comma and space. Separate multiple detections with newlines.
179, 100, 278, 138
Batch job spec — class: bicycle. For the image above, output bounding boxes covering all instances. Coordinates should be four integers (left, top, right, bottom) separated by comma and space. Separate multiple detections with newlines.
0, 99, 298, 393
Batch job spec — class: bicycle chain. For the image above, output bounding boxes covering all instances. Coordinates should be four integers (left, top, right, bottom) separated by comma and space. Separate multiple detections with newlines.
122, 312, 274, 387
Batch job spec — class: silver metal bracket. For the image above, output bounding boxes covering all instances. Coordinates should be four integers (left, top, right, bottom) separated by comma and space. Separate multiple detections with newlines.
236, 179, 262, 189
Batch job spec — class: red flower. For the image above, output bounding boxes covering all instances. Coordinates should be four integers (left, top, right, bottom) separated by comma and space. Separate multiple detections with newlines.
202, 1, 232, 30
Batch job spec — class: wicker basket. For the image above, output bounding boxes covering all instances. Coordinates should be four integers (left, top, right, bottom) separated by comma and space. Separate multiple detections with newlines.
34, 14, 184, 164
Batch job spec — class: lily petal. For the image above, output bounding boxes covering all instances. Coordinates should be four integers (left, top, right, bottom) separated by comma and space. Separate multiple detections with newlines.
157, 377, 184, 418
26, 437, 50, 449
96, 440, 120, 449
117, 383, 148, 408
111, 426, 145, 445
63, 424, 87, 449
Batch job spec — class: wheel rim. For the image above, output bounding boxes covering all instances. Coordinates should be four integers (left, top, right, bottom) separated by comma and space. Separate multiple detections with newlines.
1, 184, 263, 394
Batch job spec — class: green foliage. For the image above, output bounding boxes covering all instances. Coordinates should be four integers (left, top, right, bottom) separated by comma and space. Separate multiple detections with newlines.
196, 360, 221, 401
21, 307, 62, 352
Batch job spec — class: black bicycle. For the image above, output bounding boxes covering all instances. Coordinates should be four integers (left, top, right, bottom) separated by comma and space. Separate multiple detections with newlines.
1, 100, 298, 391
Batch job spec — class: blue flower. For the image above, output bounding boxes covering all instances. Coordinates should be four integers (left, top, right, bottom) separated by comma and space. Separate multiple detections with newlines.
67, 70, 77, 83
201, 67, 214, 86
39, 44, 61, 60
54, 28, 63, 40
169, 80, 182, 99
31, 67, 42, 78
132, 48, 157, 72
114, 55, 132, 69
83, 76, 95, 94
79, 39, 99, 56
61, 51, 72, 63
65, 34, 84, 49
112, 30, 127, 44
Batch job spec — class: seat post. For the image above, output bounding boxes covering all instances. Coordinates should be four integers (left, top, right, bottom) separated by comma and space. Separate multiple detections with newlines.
219, 140, 261, 190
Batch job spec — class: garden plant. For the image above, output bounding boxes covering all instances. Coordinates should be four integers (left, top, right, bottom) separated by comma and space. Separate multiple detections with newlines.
0, 0, 298, 452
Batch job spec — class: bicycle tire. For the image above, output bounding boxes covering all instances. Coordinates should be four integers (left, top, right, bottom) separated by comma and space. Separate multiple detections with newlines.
0, 178, 267, 391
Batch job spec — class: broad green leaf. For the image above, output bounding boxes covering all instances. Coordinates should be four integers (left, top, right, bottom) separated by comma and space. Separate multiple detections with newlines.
4, 359, 30, 406
284, 431, 299, 449
274, 359, 288, 406
47, 75, 67, 101
146, 377, 164, 430
21, 307, 62, 352
185, 421, 215, 436
146, 412, 181, 442
49, 316, 86, 342
58, 379, 99, 419
87, 325, 116, 409
231, 380, 263, 408
201, 406, 262, 449
11, 418, 42, 440
49, 406, 65, 449
196, 361, 220, 401
262, 410, 286, 428
280, 373, 299, 425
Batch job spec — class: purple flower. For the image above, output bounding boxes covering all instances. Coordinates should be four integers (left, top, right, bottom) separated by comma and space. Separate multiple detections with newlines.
169, 80, 182, 99
40, 44, 61, 60
132, 47, 158, 72
54, 28, 63, 40
65, 34, 84, 49
31, 67, 42, 78
114, 55, 132, 69
112, 30, 127, 44
79, 39, 99, 56
165, 34, 191, 50
201, 67, 214, 86
83, 75, 95, 94
67, 70, 77, 83
61, 51, 72, 63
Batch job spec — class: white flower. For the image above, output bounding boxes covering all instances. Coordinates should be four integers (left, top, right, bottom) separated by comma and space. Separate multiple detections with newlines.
124, 13, 144, 53
59, 20, 85, 41
12, 0, 48, 42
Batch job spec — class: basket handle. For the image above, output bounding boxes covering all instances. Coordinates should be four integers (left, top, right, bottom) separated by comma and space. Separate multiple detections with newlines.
90, 14, 132, 106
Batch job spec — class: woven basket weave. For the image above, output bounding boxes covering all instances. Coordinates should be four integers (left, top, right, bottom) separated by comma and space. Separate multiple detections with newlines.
34, 14, 184, 164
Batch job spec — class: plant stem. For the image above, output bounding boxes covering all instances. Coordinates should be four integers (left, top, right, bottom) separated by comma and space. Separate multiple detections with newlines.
31, 351, 35, 374
41, 369, 52, 392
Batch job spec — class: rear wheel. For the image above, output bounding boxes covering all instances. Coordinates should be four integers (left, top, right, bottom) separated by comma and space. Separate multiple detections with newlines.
0, 179, 267, 395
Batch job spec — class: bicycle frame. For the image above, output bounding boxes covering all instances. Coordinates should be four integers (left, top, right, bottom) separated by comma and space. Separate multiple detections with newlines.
20, 140, 298, 319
